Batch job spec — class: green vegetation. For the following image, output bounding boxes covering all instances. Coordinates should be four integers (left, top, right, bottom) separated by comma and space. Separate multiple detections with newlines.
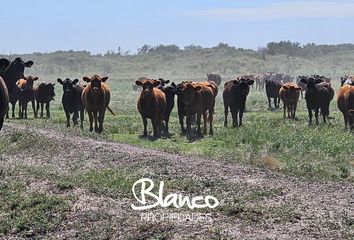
3, 42, 354, 181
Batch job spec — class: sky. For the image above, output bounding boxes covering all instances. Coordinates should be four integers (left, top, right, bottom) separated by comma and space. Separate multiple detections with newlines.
1, 0, 354, 54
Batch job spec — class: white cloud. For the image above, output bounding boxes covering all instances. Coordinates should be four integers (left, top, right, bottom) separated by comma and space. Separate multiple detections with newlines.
186, 1, 354, 21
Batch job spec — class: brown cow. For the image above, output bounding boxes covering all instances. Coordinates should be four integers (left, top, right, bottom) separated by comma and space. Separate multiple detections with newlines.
0, 77, 9, 130
16, 76, 38, 119
337, 84, 354, 129
279, 83, 301, 119
82, 75, 114, 133
136, 79, 166, 138
182, 81, 216, 138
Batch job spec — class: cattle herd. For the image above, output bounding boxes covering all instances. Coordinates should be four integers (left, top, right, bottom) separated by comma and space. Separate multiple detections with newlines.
0, 57, 354, 137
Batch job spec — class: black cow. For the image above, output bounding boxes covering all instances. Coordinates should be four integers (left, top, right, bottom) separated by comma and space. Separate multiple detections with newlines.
300, 77, 334, 124
57, 78, 85, 128
35, 83, 55, 118
157, 81, 176, 135
223, 78, 254, 127
0, 58, 33, 118
265, 79, 282, 109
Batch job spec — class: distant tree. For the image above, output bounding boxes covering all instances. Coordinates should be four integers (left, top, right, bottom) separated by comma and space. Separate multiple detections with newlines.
184, 44, 203, 52
138, 44, 152, 55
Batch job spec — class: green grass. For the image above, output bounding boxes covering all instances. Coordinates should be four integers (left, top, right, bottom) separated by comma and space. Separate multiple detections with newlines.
0, 182, 71, 236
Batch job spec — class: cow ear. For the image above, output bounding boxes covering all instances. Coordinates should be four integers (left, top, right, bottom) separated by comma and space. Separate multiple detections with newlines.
83, 77, 91, 83
25, 61, 33, 67
73, 79, 79, 85
300, 78, 308, 84
171, 82, 176, 87
295, 87, 302, 90
101, 77, 108, 82
33, 77, 39, 81
247, 80, 254, 85
232, 80, 239, 85
57, 78, 63, 84
52, 83, 55, 87
153, 80, 161, 87
135, 80, 143, 86
164, 80, 170, 84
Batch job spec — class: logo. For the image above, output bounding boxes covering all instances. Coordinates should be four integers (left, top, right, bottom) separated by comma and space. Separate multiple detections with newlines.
131, 178, 220, 211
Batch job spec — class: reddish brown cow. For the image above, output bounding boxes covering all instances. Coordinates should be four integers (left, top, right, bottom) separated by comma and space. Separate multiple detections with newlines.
136, 79, 166, 138
279, 83, 301, 119
337, 84, 354, 129
16, 76, 38, 119
81, 75, 114, 133
182, 81, 216, 138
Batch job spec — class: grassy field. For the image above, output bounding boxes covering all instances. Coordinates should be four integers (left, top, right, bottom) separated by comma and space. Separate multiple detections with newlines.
7, 75, 354, 182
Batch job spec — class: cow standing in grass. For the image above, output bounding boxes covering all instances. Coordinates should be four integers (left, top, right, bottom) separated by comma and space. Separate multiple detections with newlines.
35, 83, 55, 118
136, 79, 166, 138
16, 76, 38, 119
182, 81, 216, 138
265, 79, 282, 109
337, 81, 354, 129
207, 73, 222, 86
82, 75, 114, 133
300, 77, 334, 124
223, 78, 254, 127
0, 58, 33, 118
279, 83, 301, 119
58, 78, 85, 128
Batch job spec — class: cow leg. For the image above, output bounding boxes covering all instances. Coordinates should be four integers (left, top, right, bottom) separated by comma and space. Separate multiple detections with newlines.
18, 103, 22, 119
98, 110, 105, 133
349, 115, 354, 131
202, 111, 207, 135
186, 114, 192, 138
314, 108, 319, 125
12, 103, 16, 118
224, 103, 228, 127
322, 107, 327, 123
209, 111, 213, 135
32, 100, 36, 118
0, 117, 3, 130
152, 118, 158, 138
343, 112, 348, 129
278, 98, 281, 109
142, 116, 148, 137
73, 110, 79, 126
178, 110, 186, 135
308, 108, 312, 124
239, 105, 245, 127
268, 97, 271, 109
80, 110, 84, 129
39, 103, 43, 118
283, 103, 286, 118
65, 111, 71, 128
93, 111, 99, 133
273, 98, 277, 109
36, 101, 40, 118
88, 111, 93, 132
197, 113, 202, 137
46, 103, 50, 118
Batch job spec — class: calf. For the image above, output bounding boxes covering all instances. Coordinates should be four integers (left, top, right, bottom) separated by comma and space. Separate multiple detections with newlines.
300, 77, 334, 124
34, 83, 55, 118
136, 79, 166, 138
223, 78, 254, 127
0, 77, 9, 130
82, 75, 114, 133
337, 83, 354, 129
279, 83, 301, 119
265, 79, 282, 109
182, 82, 216, 138
16, 76, 38, 119
57, 78, 85, 128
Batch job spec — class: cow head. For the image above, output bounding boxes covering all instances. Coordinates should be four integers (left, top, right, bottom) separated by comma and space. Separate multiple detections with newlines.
231, 78, 254, 95
0, 58, 10, 73
46, 83, 56, 100
57, 78, 79, 93
135, 79, 160, 93
17, 76, 38, 92
158, 78, 170, 87
300, 77, 322, 90
83, 75, 108, 94
0, 58, 34, 93
182, 83, 202, 105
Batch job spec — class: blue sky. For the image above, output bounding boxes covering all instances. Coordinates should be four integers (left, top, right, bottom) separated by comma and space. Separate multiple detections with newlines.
1, 0, 354, 54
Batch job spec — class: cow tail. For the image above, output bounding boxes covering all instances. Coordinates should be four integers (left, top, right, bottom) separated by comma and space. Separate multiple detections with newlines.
107, 106, 116, 115
348, 109, 354, 117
